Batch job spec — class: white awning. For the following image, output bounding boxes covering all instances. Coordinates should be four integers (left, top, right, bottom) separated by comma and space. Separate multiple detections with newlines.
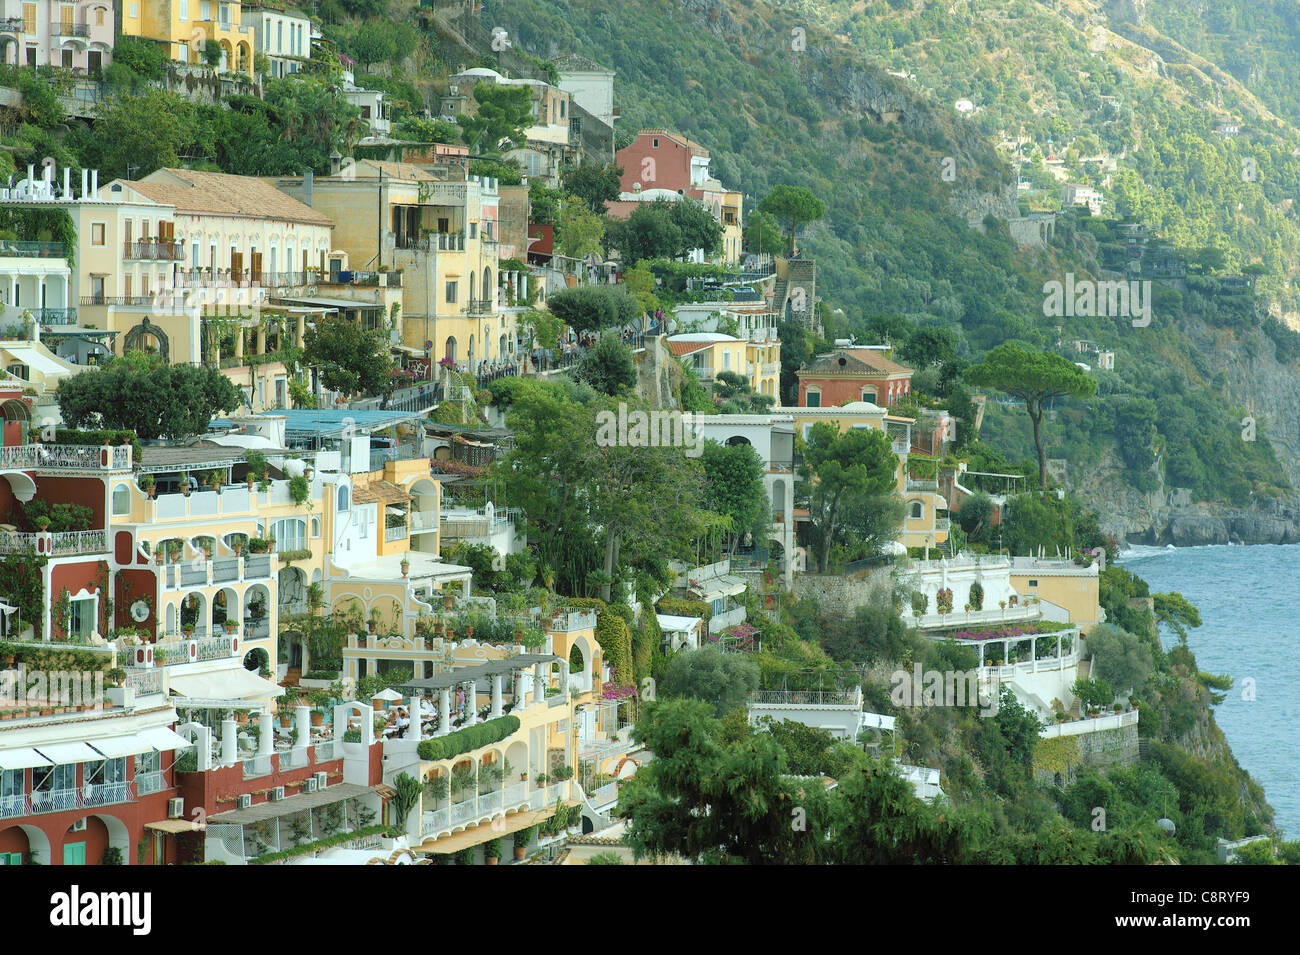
88, 735, 154, 759
35, 741, 101, 764
0, 748, 52, 771
138, 727, 194, 752
168, 668, 283, 701
693, 574, 746, 601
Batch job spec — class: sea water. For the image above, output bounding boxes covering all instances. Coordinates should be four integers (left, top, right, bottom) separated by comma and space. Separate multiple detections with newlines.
1119, 543, 1300, 839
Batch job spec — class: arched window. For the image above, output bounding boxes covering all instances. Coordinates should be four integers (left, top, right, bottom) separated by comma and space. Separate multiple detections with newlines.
112, 483, 131, 515
311, 515, 321, 537
337, 484, 350, 512
909, 501, 923, 519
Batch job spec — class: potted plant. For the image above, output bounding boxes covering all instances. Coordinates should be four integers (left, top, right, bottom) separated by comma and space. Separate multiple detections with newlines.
33, 515, 50, 532
139, 473, 155, 499
513, 826, 532, 861
443, 592, 454, 610
483, 837, 501, 865
224, 619, 239, 634
106, 667, 126, 688
0, 644, 14, 668
179, 472, 191, 496
367, 607, 380, 635
400, 557, 410, 577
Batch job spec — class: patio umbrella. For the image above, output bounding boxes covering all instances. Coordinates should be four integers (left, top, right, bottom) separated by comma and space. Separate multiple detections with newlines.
373, 688, 404, 702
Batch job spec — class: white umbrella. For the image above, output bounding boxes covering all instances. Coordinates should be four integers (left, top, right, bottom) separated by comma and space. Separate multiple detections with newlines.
880, 541, 908, 556
373, 688, 403, 702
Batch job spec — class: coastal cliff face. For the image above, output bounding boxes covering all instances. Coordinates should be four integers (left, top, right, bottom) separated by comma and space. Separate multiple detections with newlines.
1072, 447, 1300, 546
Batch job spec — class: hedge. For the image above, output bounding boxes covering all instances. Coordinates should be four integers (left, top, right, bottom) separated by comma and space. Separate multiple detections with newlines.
417, 715, 520, 761
595, 612, 633, 684
248, 824, 395, 865
655, 595, 711, 623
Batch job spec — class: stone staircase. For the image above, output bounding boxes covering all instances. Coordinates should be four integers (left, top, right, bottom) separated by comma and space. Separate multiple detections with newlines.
1069, 659, 1090, 717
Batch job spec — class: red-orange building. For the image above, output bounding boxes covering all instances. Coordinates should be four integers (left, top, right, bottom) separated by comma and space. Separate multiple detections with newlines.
795, 348, 914, 408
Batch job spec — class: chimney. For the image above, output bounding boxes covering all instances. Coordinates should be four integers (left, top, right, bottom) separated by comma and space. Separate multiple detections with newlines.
63, 166, 71, 200
303, 168, 314, 208
91, 169, 98, 194
81, 168, 89, 199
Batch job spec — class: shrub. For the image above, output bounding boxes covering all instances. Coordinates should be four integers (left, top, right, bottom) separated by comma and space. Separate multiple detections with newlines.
416, 715, 520, 761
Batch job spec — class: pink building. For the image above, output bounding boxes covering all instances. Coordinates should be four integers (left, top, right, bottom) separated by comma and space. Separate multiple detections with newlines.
0, 0, 114, 70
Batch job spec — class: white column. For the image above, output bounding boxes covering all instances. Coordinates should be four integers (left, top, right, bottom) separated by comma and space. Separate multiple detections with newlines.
490, 674, 503, 718
513, 670, 526, 713
559, 659, 569, 695
407, 695, 423, 742
258, 709, 274, 757
463, 681, 478, 726
221, 717, 238, 765
294, 705, 311, 749
532, 663, 545, 704
438, 688, 451, 736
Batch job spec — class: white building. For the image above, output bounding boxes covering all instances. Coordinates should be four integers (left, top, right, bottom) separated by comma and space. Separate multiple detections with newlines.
242, 2, 312, 78
552, 53, 615, 128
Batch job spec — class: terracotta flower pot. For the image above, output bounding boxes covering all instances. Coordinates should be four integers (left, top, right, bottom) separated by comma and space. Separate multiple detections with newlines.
514, 846, 526, 861
311, 711, 324, 727
485, 855, 499, 865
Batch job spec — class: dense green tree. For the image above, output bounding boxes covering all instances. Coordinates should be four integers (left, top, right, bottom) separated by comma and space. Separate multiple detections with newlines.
90, 90, 200, 180
659, 647, 760, 717
757, 185, 826, 254
1086, 624, 1155, 693
57, 353, 243, 440
700, 440, 767, 554
562, 160, 623, 215
555, 199, 605, 258
617, 698, 819, 864
604, 201, 682, 262
668, 197, 723, 257
575, 332, 636, 395
302, 315, 394, 398
457, 81, 533, 153
800, 422, 899, 572
546, 285, 639, 333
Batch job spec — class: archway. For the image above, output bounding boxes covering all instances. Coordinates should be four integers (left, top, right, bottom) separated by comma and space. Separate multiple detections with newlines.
179, 592, 207, 637
243, 646, 270, 676
212, 587, 238, 631
244, 583, 271, 640
0, 824, 50, 866
122, 318, 170, 361
278, 566, 307, 617
443, 336, 457, 362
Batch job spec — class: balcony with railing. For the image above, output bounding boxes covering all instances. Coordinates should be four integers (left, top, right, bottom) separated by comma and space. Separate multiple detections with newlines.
50, 20, 91, 37
462, 297, 494, 317
0, 239, 66, 258
0, 443, 131, 471
905, 477, 939, 492
123, 239, 182, 261
385, 524, 408, 542
0, 528, 108, 556
0, 17, 23, 35
79, 294, 155, 308
892, 438, 909, 455
135, 771, 165, 796
547, 610, 597, 632
749, 688, 862, 707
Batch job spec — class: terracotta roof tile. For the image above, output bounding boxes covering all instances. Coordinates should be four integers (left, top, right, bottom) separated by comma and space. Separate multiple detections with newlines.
666, 340, 713, 356
132, 169, 332, 226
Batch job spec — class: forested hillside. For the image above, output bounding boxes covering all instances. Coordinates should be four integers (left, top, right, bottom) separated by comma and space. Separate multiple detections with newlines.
484, 0, 1298, 519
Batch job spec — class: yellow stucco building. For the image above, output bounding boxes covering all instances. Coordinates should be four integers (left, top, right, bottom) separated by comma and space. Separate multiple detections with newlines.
119, 0, 255, 75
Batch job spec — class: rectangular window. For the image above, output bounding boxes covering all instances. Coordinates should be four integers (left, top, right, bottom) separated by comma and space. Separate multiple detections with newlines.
201, 0, 210, 18
135, 751, 160, 777
61, 48, 73, 68
22, 4, 35, 32
91, 222, 105, 245
68, 597, 94, 640
179, 0, 188, 21
445, 281, 457, 304
276, 21, 282, 53
129, 2, 138, 17
24, 46, 35, 67
0, 853, 21, 866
